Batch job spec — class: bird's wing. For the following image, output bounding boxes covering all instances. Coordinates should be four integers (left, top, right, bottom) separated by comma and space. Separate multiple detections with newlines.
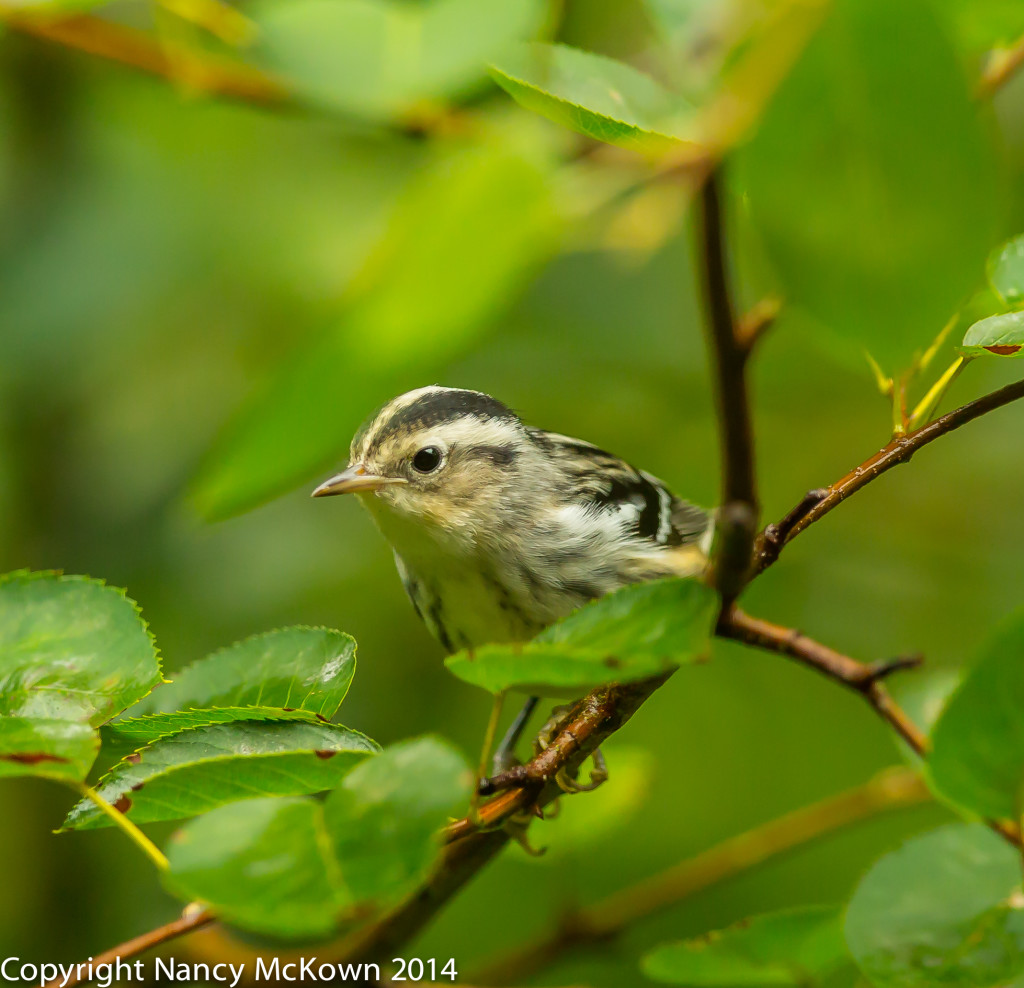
529, 429, 712, 549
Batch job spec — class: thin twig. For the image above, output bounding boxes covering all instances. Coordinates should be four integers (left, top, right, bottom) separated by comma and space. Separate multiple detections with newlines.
718, 607, 928, 753
717, 608, 1022, 848
696, 171, 760, 610
471, 767, 930, 985
754, 378, 1024, 575
43, 907, 214, 988
0, 5, 287, 105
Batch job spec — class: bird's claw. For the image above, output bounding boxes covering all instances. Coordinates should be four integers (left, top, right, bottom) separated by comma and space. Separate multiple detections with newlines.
555, 748, 608, 793
503, 808, 547, 856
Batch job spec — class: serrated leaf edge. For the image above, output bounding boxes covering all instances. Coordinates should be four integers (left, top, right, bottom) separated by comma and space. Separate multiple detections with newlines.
129, 625, 356, 720
0, 569, 165, 724
63, 721, 380, 831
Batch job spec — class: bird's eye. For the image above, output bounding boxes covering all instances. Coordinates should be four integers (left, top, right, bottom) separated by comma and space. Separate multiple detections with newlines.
412, 446, 443, 473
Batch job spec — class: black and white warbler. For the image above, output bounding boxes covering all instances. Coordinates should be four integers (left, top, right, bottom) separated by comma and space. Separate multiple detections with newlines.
313, 386, 712, 771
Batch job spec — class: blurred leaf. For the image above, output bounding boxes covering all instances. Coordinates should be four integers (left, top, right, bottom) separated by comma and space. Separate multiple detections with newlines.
738, 0, 1000, 371
490, 43, 694, 152
644, 0, 713, 40
163, 736, 469, 937
959, 311, 1024, 358
988, 234, 1024, 306
127, 627, 355, 720
256, 0, 542, 119
191, 140, 559, 521
0, 719, 98, 782
643, 905, 847, 985
324, 736, 472, 905
929, 608, 1024, 819
62, 720, 378, 829
934, 0, 1024, 51
445, 578, 716, 696
960, 285, 1011, 330
0, 571, 159, 780
164, 797, 343, 938
0, 571, 160, 725
845, 823, 1024, 988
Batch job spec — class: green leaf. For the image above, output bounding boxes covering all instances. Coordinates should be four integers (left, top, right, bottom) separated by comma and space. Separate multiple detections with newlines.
191, 140, 558, 521
490, 43, 694, 152
959, 311, 1024, 359
128, 627, 355, 720
164, 797, 343, 938
63, 720, 378, 830
737, 0, 1000, 371
934, 0, 1024, 52
324, 736, 472, 906
929, 608, 1024, 819
0, 718, 98, 782
643, 906, 847, 986
0, 571, 160, 781
445, 578, 717, 696
162, 736, 469, 938
102, 706, 325, 753
0, 571, 160, 725
643, 0, 711, 41
845, 823, 1024, 988
256, 0, 542, 120
987, 235, 1024, 306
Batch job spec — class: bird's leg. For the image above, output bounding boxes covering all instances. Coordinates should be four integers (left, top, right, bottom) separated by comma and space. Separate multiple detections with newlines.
531, 704, 609, 795
470, 692, 506, 823
491, 695, 540, 774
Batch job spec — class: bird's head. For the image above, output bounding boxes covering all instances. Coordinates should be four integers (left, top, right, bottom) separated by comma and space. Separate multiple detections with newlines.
312, 386, 533, 555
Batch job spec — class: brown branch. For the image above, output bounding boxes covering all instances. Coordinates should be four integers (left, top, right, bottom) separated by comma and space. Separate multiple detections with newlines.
43, 907, 214, 988
754, 377, 1024, 576
718, 607, 928, 753
472, 767, 930, 985
696, 171, 760, 610
320, 675, 672, 968
717, 607, 1023, 848
0, 6, 288, 106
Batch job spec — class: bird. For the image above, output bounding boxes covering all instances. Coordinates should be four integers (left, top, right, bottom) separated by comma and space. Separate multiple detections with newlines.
312, 385, 712, 778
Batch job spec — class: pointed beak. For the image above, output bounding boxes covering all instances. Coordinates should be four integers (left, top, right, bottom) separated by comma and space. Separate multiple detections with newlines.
311, 465, 404, 497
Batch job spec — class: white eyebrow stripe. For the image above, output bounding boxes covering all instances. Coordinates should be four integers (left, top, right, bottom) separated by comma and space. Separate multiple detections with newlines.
414, 416, 524, 448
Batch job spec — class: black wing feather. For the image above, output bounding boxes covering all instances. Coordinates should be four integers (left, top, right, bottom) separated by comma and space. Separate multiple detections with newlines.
529, 429, 711, 547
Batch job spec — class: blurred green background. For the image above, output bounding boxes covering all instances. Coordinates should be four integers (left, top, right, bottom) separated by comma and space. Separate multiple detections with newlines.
1, 0, 1023, 983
